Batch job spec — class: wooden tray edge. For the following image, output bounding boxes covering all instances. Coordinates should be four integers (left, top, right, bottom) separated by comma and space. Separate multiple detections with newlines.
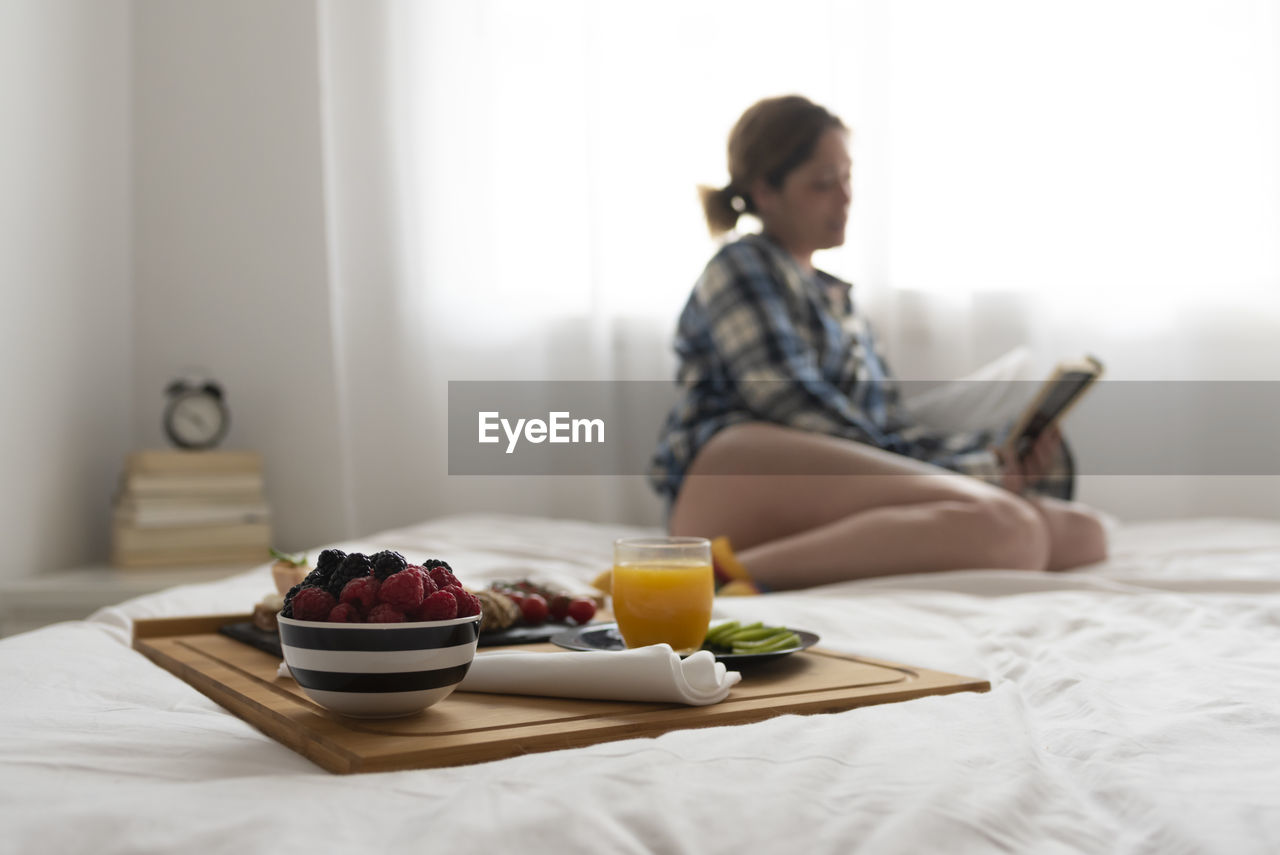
355, 675, 992, 774
133, 613, 254, 640
130, 613, 993, 775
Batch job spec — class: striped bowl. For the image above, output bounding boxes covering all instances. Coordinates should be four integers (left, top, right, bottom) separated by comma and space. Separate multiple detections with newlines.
277, 613, 482, 718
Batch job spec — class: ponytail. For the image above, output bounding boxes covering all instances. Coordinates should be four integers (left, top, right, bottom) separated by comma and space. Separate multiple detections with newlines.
698, 183, 748, 237
700, 95, 846, 239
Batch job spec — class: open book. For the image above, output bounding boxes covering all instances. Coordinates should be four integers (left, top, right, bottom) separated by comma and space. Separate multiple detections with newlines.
1002, 355, 1104, 462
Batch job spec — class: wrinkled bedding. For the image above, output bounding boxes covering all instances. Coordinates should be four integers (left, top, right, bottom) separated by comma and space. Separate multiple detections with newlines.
2, 513, 1279, 854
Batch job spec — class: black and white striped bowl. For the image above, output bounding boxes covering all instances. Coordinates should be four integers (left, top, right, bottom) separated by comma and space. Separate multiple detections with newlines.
277, 613, 481, 718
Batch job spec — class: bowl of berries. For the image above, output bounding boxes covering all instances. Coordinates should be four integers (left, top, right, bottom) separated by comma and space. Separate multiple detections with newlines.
277, 549, 483, 718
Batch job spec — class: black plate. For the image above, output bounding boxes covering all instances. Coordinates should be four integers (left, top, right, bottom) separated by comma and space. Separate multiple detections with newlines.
550, 622, 820, 665
219, 621, 283, 657
478, 623, 575, 647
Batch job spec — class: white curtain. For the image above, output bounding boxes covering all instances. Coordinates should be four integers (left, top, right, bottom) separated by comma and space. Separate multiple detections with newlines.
319, 0, 1280, 534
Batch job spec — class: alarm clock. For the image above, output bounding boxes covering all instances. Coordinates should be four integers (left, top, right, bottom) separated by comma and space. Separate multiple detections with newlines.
163, 379, 231, 450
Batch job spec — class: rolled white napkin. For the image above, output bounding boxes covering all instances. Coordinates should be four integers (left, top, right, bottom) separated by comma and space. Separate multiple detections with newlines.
277, 645, 743, 706
460, 644, 742, 706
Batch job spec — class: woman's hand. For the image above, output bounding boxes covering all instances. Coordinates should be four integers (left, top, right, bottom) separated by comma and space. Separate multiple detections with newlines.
996, 426, 1063, 495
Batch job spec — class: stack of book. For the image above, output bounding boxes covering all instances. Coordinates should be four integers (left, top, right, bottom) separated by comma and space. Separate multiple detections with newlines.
111, 450, 272, 568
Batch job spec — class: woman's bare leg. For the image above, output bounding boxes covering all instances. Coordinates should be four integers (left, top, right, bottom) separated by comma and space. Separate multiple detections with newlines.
1024, 495, 1110, 572
667, 423, 1109, 589
732, 498, 1051, 589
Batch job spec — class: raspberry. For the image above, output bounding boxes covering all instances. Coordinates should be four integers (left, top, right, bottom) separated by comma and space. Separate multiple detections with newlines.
327, 603, 361, 623
366, 603, 406, 623
408, 564, 431, 585
428, 566, 458, 590
339, 576, 381, 612
291, 586, 337, 622
418, 589, 458, 621
409, 566, 439, 597
566, 598, 596, 625
379, 569, 425, 610
454, 590, 482, 618
520, 593, 549, 625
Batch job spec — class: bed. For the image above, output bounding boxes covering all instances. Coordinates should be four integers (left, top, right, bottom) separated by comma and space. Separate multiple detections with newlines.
3, 512, 1280, 853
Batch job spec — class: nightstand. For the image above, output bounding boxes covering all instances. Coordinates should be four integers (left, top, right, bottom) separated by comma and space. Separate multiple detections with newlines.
0, 564, 253, 638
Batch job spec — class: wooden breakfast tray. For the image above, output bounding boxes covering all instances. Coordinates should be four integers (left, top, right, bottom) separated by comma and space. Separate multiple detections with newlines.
133, 614, 989, 774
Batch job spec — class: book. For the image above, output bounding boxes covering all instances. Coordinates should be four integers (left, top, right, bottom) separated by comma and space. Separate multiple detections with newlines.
122, 472, 266, 497
1002, 355, 1104, 462
111, 544, 271, 569
113, 522, 271, 553
114, 494, 269, 510
113, 501, 271, 529
110, 449, 274, 568
125, 449, 262, 475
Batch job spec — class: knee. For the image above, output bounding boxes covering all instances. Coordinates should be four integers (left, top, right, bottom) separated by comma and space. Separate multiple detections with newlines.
1056, 505, 1111, 569
974, 493, 1052, 571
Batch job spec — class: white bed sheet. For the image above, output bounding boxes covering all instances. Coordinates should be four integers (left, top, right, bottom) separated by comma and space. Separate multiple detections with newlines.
3, 514, 1279, 854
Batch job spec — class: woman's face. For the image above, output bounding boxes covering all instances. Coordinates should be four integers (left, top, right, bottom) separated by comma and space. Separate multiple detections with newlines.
753, 128, 852, 265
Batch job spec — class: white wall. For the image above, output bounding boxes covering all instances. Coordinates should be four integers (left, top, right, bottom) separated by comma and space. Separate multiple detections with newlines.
0, 0, 354, 580
132, 0, 349, 550
0, 0, 134, 578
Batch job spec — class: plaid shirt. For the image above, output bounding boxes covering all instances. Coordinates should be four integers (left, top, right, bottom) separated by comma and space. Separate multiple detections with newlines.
648, 233, 1073, 506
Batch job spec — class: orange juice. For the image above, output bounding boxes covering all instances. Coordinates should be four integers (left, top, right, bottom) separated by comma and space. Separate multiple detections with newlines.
611, 560, 714, 652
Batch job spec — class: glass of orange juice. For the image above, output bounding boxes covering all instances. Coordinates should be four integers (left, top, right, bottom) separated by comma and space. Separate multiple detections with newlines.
612, 537, 714, 654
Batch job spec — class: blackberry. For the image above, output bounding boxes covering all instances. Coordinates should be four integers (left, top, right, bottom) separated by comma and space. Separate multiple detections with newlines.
327, 552, 373, 597
371, 550, 407, 581
281, 582, 304, 618
302, 567, 330, 588
315, 548, 347, 576
422, 558, 453, 572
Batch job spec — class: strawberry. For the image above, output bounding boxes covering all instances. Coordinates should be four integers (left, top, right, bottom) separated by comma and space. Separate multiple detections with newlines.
566, 598, 596, 625
520, 593, 549, 625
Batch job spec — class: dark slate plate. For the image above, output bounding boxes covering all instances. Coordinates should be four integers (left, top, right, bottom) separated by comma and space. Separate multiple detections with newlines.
219, 621, 283, 657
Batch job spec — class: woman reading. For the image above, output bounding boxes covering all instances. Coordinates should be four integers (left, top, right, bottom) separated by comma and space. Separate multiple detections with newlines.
648, 95, 1109, 592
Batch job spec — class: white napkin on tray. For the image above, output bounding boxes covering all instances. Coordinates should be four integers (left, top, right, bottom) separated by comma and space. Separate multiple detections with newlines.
459, 644, 742, 706
277, 645, 742, 706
